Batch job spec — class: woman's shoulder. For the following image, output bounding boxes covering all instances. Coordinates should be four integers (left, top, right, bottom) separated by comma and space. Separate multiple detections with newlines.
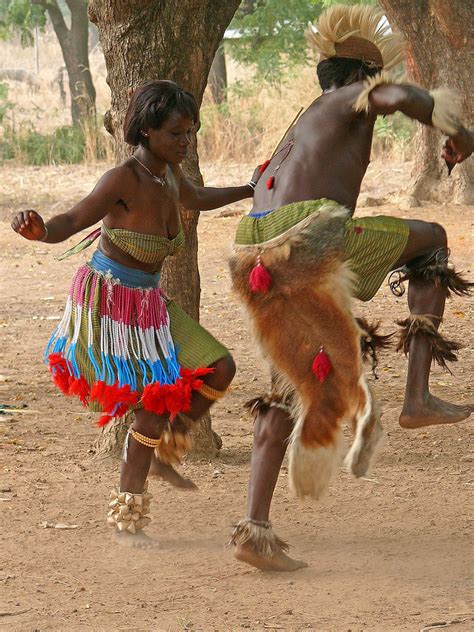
95, 161, 139, 193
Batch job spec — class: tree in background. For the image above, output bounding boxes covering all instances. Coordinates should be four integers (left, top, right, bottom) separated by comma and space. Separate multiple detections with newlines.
0, 0, 95, 126
88, 0, 242, 456
379, 0, 473, 204
208, 44, 227, 105
228, 0, 375, 83
0, 0, 46, 45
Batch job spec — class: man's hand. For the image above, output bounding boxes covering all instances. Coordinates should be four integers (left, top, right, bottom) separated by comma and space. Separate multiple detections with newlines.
11, 210, 47, 241
442, 128, 474, 171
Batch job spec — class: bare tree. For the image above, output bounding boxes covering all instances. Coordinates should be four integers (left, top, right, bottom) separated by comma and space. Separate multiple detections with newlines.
380, 0, 473, 203
33, 0, 96, 126
208, 44, 228, 104
88, 0, 241, 457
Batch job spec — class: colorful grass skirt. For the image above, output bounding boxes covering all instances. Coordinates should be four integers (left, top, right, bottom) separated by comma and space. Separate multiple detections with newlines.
45, 250, 228, 425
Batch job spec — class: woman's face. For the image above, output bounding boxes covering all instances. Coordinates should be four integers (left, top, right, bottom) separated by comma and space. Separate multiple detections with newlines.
145, 110, 195, 164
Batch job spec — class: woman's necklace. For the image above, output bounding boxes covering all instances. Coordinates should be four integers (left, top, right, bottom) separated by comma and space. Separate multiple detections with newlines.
132, 154, 168, 187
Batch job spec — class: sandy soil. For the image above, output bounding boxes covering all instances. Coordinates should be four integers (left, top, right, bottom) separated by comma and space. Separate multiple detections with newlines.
0, 161, 473, 631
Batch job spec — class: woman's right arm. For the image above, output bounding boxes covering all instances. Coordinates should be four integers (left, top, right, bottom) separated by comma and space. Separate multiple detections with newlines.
11, 167, 130, 243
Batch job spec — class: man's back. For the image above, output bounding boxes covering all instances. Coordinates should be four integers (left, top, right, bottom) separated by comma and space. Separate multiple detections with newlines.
252, 81, 376, 213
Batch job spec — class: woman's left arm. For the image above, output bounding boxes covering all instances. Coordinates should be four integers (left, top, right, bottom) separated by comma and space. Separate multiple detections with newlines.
178, 166, 261, 211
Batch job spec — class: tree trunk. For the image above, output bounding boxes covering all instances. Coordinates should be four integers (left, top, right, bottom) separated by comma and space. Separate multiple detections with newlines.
36, 0, 96, 126
379, 0, 473, 204
88, 0, 241, 458
208, 44, 228, 104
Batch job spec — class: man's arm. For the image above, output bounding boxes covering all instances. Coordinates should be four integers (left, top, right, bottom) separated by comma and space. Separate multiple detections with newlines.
363, 82, 473, 164
369, 84, 432, 123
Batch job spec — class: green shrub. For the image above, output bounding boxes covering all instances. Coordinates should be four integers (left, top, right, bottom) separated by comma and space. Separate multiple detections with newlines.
0, 82, 13, 125
373, 112, 415, 156
0, 124, 86, 165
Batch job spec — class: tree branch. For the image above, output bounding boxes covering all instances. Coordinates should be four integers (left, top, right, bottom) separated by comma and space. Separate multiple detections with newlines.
33, 0, 70, 40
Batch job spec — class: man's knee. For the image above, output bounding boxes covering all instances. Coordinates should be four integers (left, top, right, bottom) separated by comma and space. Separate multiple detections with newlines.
430, 222, 447, 249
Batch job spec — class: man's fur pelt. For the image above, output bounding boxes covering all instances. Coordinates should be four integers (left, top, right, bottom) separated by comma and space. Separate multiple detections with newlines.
230, 208, 383, 499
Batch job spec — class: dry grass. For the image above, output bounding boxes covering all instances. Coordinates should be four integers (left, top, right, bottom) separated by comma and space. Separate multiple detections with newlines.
0, 30, 411, 167
0, 29, 114, 164
0, 30, 110, 131
199, 58, 319, 165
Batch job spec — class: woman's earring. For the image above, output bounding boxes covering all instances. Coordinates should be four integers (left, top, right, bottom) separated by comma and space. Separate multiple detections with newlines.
141, 130, 148, 137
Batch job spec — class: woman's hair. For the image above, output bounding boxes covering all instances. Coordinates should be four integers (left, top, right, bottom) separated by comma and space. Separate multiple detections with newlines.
124, 80, 199, 147
316, 58, 380, 91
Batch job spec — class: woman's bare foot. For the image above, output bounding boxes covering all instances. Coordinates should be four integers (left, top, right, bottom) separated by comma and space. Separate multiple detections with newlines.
400, 394, 473, 429
113, 530, 159, 549
234, 543, 308, 572
149, 456, 197, 490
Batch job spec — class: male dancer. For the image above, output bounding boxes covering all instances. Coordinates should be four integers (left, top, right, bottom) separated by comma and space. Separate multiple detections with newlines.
229, 5, 473, 571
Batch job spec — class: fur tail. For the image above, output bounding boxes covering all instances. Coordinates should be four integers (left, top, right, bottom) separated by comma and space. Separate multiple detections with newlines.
288, 409, 343, 499
344, 377, 384, 478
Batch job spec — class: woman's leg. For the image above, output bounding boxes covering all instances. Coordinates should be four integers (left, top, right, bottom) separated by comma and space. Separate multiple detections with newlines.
148, 459, 197, 489
112, 409, 167, 548
186, 354, 236, 420
149, 354, 236, 481
120, 409, 167, 493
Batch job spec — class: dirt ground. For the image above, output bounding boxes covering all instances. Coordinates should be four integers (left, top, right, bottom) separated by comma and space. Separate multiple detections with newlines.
1, 160, 473, 632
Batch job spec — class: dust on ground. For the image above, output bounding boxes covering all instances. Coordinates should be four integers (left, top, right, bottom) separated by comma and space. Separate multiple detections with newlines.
1, 160, 473, 631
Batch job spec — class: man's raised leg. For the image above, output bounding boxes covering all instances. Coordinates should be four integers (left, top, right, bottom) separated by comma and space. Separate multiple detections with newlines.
390, 220, 472, 428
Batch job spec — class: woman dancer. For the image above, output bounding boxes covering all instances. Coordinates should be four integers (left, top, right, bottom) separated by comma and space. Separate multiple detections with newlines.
11, 80, 260, 547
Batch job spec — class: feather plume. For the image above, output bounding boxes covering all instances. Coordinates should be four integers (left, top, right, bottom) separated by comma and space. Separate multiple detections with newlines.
430, 88, 463, 136
353, 71, 401, 113
305, 4, 404, 70
396, 316, 461, 373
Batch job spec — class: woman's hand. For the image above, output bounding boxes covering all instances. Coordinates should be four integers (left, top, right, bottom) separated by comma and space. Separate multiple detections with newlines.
250, 164, 264, 187
11, 210, 47, 241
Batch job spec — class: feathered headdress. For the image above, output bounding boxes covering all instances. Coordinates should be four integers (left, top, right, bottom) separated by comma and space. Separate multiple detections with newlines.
305, 4, 404, 70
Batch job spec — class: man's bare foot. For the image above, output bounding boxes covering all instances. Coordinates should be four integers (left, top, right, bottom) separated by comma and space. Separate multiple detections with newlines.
234, 543, 308, 572
113, 530, 159, 549
400, 394, 473, 429
149, 456, 197, 490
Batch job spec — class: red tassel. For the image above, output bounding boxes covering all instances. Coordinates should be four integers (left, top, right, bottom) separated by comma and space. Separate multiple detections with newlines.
68, 375, 90, 406
180, 367, 214, 391
142, 383, 182, 419
97, 414, 113, 427
90, 381, 139, 426
141, 382, 167, 416
48, 353, 72, 395
312, 347, 332, 383
249, 258, 272, 293
354, 226, 363, 235
266, 176, 275, 189
259, 159, 270, 174
142, 367, 213, 420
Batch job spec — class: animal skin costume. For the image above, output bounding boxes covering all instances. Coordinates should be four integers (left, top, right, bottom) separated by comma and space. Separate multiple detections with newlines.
45, 224, 229, 534
229, 4, 470, 555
